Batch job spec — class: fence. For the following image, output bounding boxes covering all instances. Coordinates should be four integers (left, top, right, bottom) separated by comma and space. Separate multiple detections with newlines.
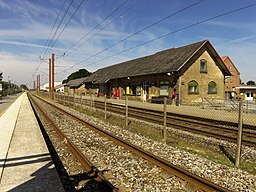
36, 91, 256, 167
202, 97, 256, 113
38, 91, 256, 128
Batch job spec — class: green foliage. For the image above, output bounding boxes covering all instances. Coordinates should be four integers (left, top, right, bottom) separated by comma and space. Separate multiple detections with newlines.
0, 81, 21, 96
20, 84, 28, 90
62, 69, 91, 84
247, 80, 255, 85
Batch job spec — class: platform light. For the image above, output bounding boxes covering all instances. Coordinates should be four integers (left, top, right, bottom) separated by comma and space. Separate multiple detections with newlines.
127, 77, 130, 80
167, 72, 171, 76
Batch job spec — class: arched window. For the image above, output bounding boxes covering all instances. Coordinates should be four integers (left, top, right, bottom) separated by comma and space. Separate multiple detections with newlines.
188, 80, 199, 94
200, 59, 207, 73
208, 81, 217, 94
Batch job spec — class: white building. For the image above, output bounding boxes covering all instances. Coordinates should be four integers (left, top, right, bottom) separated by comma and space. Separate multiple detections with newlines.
55, 84, 65, 93
40, 82, 62, 92
236, 86, 256, 101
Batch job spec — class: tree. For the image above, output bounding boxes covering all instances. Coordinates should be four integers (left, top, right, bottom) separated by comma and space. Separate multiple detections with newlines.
20, 84, 28, 90
246, 80, 255, 85
62, 69, 91, 83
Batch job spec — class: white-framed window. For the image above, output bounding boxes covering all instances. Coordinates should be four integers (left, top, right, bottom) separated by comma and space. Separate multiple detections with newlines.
160, 80, 169, 96
208, 81, 217, 94
246, 92, 254, 101
200, 59, 207, 73
188, 80, 199, 94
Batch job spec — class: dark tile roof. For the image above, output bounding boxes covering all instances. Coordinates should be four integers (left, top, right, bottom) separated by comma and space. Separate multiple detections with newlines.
83, 39, 230, 84
85, 40, 207, 84
65, 77, 88, 88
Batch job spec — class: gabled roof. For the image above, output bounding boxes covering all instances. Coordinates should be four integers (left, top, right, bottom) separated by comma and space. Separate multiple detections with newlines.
65, 77, 88, 88
221, 56, 240, 75
84, 40, 230, 84
55, 84, 65, 89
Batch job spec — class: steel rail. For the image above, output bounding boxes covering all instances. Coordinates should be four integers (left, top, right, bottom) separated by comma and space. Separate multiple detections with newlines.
58, 93, 255, 130
92, 101, 256, 147
31, 93, 232, 192
110, 107, 256, 146
56, 95, 256, 147
29, 94, 118, 192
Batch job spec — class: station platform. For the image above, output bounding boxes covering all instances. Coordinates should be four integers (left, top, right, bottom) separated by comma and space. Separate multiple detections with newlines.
0, 92, 64, 191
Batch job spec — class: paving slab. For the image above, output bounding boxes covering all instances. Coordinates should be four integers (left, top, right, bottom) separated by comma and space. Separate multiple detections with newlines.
0, 93, 64, 192
0, 93, 24, 179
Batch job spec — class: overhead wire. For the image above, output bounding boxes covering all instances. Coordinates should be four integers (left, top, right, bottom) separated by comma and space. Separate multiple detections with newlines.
57, 0, 204, 74
32, 0, 67, 85
32, 0, 84, 87
45, 0, 86, 57
84, 2, 256, 67
40, 0, 68, 58
29, 2, 256, 87
32, 0, 68, 83
55, 0, 132, 66
42, 0, 75, 59
52, 1, 256, 86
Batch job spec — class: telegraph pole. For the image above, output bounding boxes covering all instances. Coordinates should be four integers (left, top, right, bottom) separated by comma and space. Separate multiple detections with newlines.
38, 74, 40, 93
49, 58, 51, 98
235, 101, 243, 167
36, 75, 39, 94
51, 53, 55, 100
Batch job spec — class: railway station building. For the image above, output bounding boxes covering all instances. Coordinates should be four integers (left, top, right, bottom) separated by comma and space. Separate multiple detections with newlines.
67, 40, 231, 104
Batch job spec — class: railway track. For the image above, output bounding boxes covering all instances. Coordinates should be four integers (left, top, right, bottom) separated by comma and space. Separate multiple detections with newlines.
29, 94, 118, 191
29, 93, 233, 192
57, 95, 256, 147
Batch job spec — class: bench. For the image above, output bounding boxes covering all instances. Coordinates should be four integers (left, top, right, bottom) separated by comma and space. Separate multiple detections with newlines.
150, 96, 172, 104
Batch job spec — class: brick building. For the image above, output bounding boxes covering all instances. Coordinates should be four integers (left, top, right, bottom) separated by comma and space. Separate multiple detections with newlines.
221, 56, 241, 99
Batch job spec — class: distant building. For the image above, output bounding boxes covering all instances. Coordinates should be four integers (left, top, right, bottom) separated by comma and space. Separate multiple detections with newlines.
55, 84, 65, 93
41, 82, 62, 92
65, 77, 87, 94
236, 86, 256, 101
221, 56, 241, 99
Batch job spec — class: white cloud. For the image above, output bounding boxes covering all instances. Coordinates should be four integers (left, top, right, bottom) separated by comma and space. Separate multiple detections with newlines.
206, 20, 256, 32
214, 38, 256, 83
0, 40, 67, 51
0, 0, 52, 18
0, 52, 39, 86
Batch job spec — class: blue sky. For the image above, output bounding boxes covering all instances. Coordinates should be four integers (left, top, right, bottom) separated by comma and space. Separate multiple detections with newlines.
0, 0, 255, 88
